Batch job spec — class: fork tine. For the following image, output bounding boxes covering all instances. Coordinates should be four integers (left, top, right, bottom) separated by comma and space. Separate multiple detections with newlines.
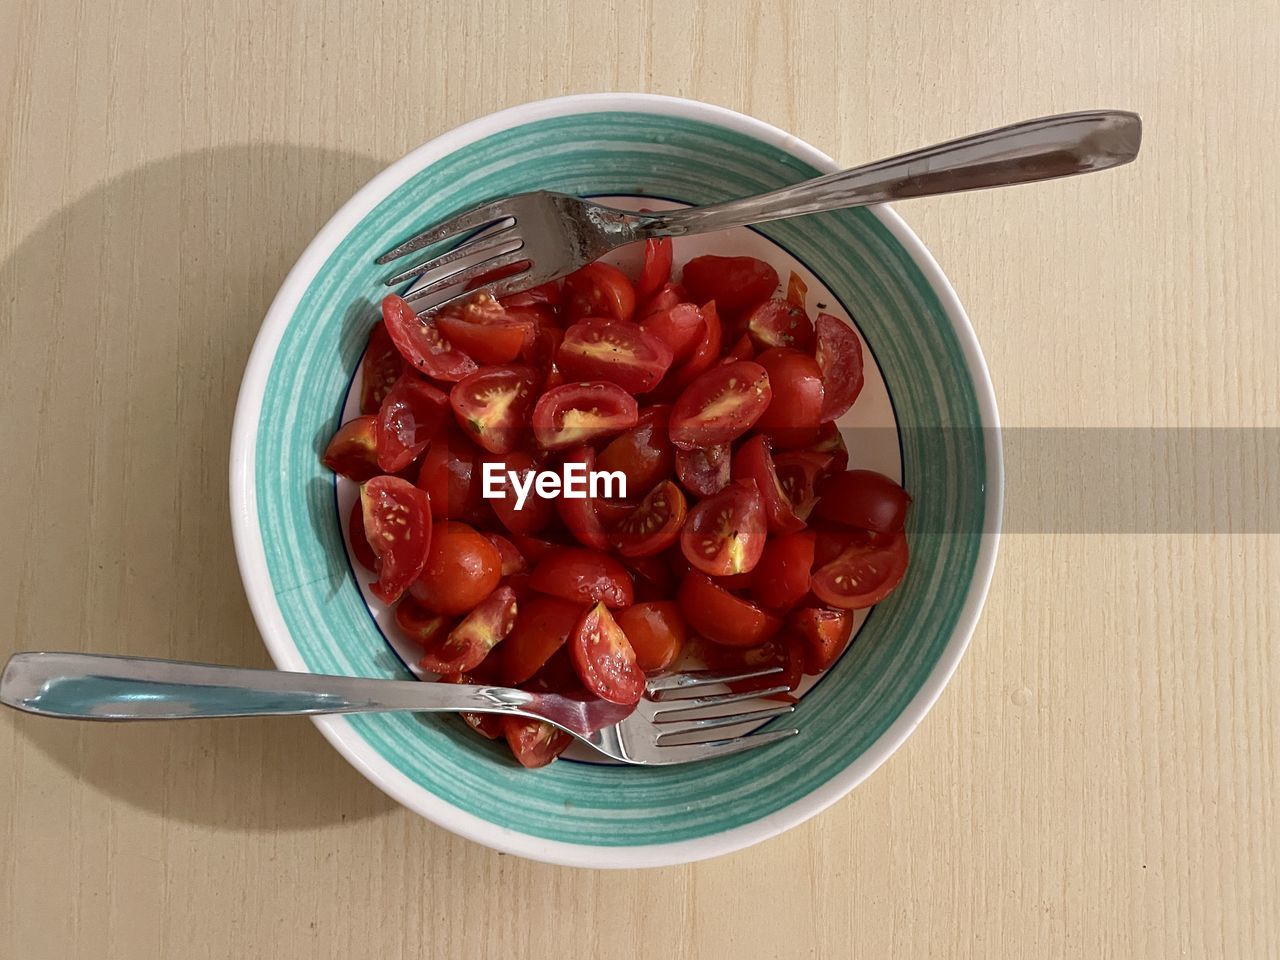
645, 665, 783, 696
381, 221, 520, 287
400, 251, 531, 307
374, 199, 513, 264
653, 704, 794, 741
648, 685, 790, 717
650, 728, 799, 763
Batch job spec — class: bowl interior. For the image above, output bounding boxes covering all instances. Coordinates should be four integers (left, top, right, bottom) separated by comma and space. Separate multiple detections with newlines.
249, 109, 987, 850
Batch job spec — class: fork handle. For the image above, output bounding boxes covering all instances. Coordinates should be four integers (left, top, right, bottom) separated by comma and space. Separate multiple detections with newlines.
641, 110, 1140, 237
0, 651, 536, 721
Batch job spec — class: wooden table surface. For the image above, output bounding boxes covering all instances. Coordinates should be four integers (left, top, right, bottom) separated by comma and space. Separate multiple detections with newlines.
3, 1, 1277, 956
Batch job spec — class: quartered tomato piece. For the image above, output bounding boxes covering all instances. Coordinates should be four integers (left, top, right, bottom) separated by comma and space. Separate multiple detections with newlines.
481, 450, 556, 536
569, 602, 644, 706
530, 547, 634, 608
347, 499, 378, 570
502, 715, 573, 768
731, 434, 805, 535
562, 262, 636, 323
556, 445, 609, 549
499, 594, 584, 685
814, 313, 865, 422
448, 365, 537, 455
752, 347, 825, 448
322, 415, 380, 481
811, 529, 909, 609
743, 299, 815, 352
616, 600, 687, 671
669, 360, 772, 449
681, 255, 779, 316
639, 302, 703, 365
531, 381, 638, 450
772, 450, 834, 524
596, 406, 674, 499
359, 320, 404, 414
814, 469, 912, 533
393, 595, 451, 646
556, 321, 673, 394
409, 520, 501, 615
612, 480, 687, 558
380, 294, 478, 382
419, 584, 518, 674
636, 236, 673, 301
791, 607, 855, 673
679, 478, 767, 576
436, 309, 532, 366
483, 531, 527, 576
786, 271, 808, 310
677, 571, 782, 648
360, 476, 433, 604
752, 531, 816, 612
375, 374, 450, 472
638, 281, 690, 318
674, 443, 731, 497
416, 426, 484, 521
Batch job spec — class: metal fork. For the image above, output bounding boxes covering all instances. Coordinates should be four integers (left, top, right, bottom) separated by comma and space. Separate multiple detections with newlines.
0, 652, 796, 765
377, 109, 1141, 315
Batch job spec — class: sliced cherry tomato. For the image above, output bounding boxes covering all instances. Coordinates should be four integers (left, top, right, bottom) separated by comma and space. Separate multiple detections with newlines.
814, 469, 912, 533
681, 255, 779, 316
636, 236, 673, 301
751, 347, 824, 448
612, 480, 687, 558
359, 320, 404, 414
437, 671, 505, 740
347, 499, 378, 570
616, 601, 687, 671
669, 300, 723, 389
416, 426, 484, 521
593, 497, 637, 528
596, 406, 674, 500
786, 271, 808, 310
702, 632, 803, 698
509, 532, 558, 564
752, 531, 816, 612
380, 294, 477, 382
529, 547, 634, 608
360, 476, 433, 604
409, 520, 501, 615
743, 299, 814, 352
562, 262, 636, 323
465, 261, 563, 312
375, 374, 450, 472
811, 529, 909, 609
807, 422, 849, 474
448, 365, 537, 455
773, 449, 834, 524
674, 443, 731, 497
483, 531, 527, 576
638, 281, 690, 318
480, 450, 556, 536
499, 594, 584, 684
556, 445, 609, 549
621, 553, 676, 602
436, 311, 532, 366
731, 434, 805, 535
669, 360, 771, 449
791, 606, 855, 673
502, 715, 573, 768
556, 321, 672, 394
722, 333, 755, 363
569, 602, 644, 705
393, 595, 451, 646
639, 303, 703, 365
322, 415, 380, 481
531, 381, 639, 450
814, 313, 865, 422
677, 571, 781, 647
680, 478, 767, 576
419, 585, 518, 673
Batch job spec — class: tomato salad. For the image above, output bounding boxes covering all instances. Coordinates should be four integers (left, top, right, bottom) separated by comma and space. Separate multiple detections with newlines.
322, 241, 911, 767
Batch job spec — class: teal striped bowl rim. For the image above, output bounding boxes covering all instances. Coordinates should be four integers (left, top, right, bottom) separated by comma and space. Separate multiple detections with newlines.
229, 95, 1003, 868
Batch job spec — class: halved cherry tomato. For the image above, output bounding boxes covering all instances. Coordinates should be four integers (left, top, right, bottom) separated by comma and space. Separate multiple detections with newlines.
562, 262, 636, 323
502, 715, 573, 768
556, 445, 609, 549
814, 313, 865, 422
499, 594, 584, 684
361, 476, 433, 604
375, 374, 450, 472
773, 449, 834, 524
481, 451, 556, 536
674, 443, 731, 497
323, 415, 380, 481
416, 427, 484, 521
419, 585, 518, 673
409, 520, 501, 615
731, 434, 805, 535
702, 632, 803, 698
529, 547, 634, 608
569, 602, 644, 705
596, 406, 674, 499
556, 321, 672, 394
436, 311, 532, 366
743, 299, 815, 352
640, 303, 703, 365
681, 255, 779, 316
680, 478, 766, 576
807, 421, 849, 474
380, 294, 477, 382
616, 600, 687, 671
677, 571, 781, 647
347, 499, 378, 570
393, 595, 451, 646
791, 606, 854, 673
752, 531, 816, 612
448, 365, 537, 455
638, 281, 690, 318
437, 671, 505, 740
465, 261, 563, 311
359, 320, 404, 414
722, 333, 754, 363
814, 469, 912, 533
669, 360, 771, 449
593, 497, 637, 528
483, 532, 527, 576
622, 553, 676, 602
636, 236, 673, 301
811, 529, 909, 609
668, 300, 723, 390
751, 347, 824, 448
612, 480, 687, 558
509, 532, 558, 564
531, 381, 638, 450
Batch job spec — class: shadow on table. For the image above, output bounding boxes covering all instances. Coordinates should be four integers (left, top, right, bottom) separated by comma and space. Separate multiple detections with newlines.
3, 143, 404, 830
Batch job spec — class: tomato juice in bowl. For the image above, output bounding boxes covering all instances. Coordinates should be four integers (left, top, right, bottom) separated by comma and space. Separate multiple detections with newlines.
229, 94, 1002, 867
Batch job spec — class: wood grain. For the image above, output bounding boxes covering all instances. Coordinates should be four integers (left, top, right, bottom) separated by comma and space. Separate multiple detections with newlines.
2, 0, 1277, 956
